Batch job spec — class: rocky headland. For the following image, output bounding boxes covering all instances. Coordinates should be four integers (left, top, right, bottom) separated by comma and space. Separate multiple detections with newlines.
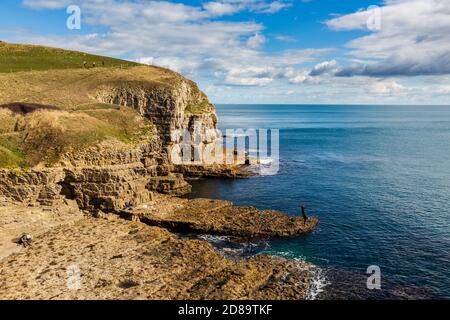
0, 43, 318, 300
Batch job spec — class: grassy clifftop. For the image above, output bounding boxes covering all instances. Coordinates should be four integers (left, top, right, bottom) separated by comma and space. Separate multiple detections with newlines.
0, 43, 213, 169
0, 65, 190, 110
0, 42, 139, 73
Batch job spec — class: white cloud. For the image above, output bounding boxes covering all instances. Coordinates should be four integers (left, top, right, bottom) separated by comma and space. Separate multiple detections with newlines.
215, 65, 317, 86
247, 33, 266, 48
22, 0, 70, 9
309, 60, 338, 76
17, 1, 300, 68
202, 2, 239, 16
274, 34, 297, 42
16, 0, 450, 103
257, 0, 291, 13
136, 56, 201, 76
370, 80, 406, 94
282, 68, 311, 84
327, 0, 450, 77
23, 0, 292, 15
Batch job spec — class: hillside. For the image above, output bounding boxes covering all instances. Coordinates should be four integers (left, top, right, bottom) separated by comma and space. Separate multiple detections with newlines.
0, 42, 140, 73
0, 43, 215, 168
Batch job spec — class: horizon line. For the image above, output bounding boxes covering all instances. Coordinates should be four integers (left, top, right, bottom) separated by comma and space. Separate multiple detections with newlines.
213, 103, 450, 106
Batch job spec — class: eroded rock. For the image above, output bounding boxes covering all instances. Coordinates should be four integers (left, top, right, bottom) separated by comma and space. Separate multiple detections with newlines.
125, 195, 318, 237
0, 216, 314, 300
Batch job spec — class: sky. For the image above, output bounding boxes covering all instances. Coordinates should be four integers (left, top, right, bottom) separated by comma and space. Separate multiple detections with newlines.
1, 0, 450, 104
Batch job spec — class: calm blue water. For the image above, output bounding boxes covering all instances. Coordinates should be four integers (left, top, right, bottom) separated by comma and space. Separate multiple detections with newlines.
189, 105, 450, 298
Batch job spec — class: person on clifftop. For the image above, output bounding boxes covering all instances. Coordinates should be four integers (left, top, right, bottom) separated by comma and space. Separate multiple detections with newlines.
301, 204, 308, 224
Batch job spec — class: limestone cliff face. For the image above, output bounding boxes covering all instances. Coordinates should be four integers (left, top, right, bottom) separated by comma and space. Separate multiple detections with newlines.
93, 79, 223, 176
0, 77, 220, 210
62, 138, 161, 211
0, 135, 191, 211
94, 80, 219, 148
0, 168, 65, 206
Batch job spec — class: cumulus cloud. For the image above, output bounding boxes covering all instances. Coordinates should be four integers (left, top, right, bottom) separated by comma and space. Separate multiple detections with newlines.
214, 65, 318, 86
18, 0, 450, 103
326, 0, 450, 77
223, 72, 274, 86
204, 48, 328, 86
309, 60, 338, 76
17, 0, 307, 87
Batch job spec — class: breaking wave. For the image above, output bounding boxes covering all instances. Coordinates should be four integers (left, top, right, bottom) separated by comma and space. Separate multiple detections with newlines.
305, 267, 330, 300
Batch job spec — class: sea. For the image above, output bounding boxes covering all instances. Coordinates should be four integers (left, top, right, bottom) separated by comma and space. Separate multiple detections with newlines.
188, 104, 450, 299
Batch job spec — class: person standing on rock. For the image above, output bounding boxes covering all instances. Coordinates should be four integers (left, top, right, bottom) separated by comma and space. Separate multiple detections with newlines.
301, 204, 308, 224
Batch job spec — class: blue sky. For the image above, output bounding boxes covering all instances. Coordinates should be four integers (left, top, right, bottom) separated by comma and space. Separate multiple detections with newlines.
1, 0, 450, 104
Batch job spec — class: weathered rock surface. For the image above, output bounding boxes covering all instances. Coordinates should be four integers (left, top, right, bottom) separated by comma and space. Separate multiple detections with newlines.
0, 215, 314, 300
147, 174, 192, 195
0, 138, 189, 210
174, 163, 252, 178
0, 169, 66, 206
0, 197, 84, 260
123, 195, 318, 237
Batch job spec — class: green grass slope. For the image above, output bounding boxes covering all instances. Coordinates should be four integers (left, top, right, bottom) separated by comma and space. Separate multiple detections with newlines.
0, 42, 140, 73
0, 42, 213, 169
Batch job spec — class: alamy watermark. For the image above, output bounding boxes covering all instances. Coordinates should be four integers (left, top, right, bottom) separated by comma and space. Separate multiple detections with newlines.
366, 5, 382, 31
170, 120, 280, 175
67, 264, 81, 290
367, 265, 381, 290
66, 5, 81, 30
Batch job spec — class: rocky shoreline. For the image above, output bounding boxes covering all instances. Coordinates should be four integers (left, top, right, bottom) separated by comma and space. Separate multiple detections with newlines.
119, 194, 318, 238
0, 53, 318, 300
0, 195, 318, 300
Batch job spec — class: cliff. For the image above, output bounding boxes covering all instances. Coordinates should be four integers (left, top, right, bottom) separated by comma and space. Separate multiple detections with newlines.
0, 44, 231, 209
0, 43, 315, 232
0, 43, 319, 300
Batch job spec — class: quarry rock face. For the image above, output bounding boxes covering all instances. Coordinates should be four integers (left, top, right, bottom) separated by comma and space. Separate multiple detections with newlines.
62, 137, 163, 211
